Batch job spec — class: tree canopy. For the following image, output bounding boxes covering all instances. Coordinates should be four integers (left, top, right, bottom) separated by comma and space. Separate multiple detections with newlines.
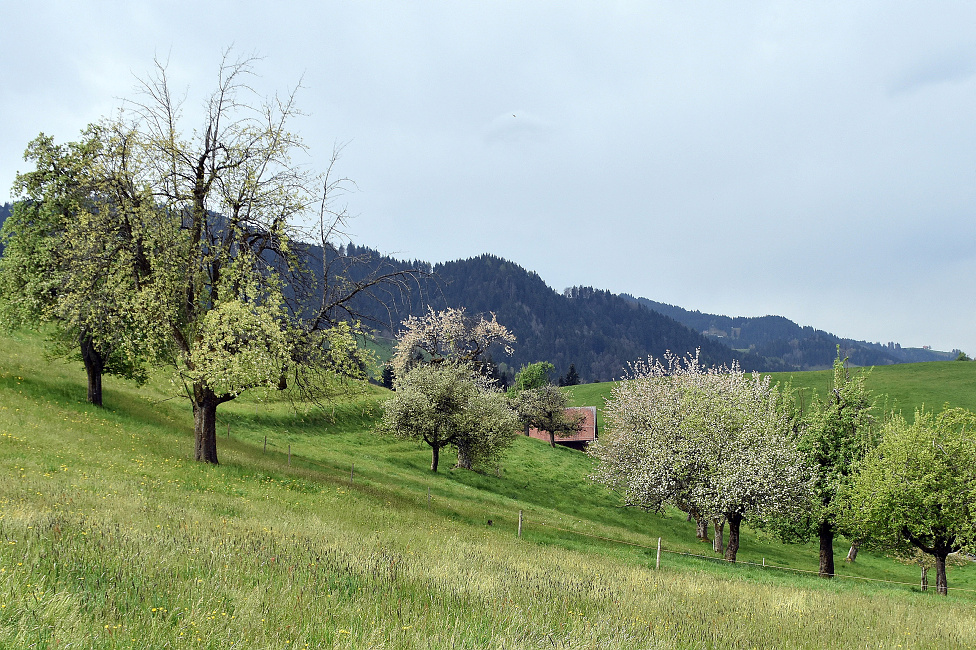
3, 51, 416, 462
589, 351, 810, 561
840, 407, 976, 595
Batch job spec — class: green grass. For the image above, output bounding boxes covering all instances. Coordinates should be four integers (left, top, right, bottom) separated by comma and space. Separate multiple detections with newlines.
565, 360, 976, 424
4, 331, 976, 648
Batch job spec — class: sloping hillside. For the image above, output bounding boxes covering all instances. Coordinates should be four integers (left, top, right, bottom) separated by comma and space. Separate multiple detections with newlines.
3, 329, 976, 648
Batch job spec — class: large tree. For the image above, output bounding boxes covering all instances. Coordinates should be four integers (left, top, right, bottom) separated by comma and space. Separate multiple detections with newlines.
6, 51, 416, 462
589, 351, 810, 562
127, 52, 419, 463
839, 407, 976, 596
1, 125, 167, 406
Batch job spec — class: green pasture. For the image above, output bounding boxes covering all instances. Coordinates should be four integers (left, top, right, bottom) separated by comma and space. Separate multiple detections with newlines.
566, 360, 976, 424
3, 331, 976, 648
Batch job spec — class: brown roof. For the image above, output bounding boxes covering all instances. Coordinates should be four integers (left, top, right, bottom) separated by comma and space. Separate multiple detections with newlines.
527, 406, 598, 443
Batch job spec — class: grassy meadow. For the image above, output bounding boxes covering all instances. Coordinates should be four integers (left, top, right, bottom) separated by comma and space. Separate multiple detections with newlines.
4, 331, 976, 648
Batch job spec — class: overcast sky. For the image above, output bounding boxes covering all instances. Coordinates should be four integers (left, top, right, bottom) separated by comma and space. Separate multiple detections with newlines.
4, 1, 975, 354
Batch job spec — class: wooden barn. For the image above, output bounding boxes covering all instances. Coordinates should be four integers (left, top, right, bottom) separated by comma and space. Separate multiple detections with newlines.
527, 406, 598, 449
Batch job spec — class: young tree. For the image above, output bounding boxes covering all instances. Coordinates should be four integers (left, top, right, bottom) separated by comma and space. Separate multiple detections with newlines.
589, 351, 810, 562
377, 363, 518, 472
507, 361, 554, 396
797, 354, 876, 577
839, 407, 976, 595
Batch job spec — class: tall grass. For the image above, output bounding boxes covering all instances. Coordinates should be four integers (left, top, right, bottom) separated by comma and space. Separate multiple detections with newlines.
3, 330, 976, 648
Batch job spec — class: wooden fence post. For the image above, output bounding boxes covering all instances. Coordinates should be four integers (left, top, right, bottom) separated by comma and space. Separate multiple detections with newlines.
656, 537, 661, 569
518, 510, 523, 539
288, 444, 291, 466
264, 436, 267, 453
350, 463, 354, 484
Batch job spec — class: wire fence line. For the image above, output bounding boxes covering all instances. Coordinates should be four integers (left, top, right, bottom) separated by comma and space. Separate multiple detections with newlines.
530, 518, 976, 594
241, 432, 969, 596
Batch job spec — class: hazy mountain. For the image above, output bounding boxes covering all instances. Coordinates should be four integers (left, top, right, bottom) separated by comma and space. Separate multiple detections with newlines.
624, 296, 956, 369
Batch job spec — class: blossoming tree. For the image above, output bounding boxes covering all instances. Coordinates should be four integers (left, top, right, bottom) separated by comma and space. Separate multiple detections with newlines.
589, 351, 811, 562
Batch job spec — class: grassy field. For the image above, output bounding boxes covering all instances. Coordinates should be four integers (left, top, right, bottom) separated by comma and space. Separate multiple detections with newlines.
4, 332, 976, 648
565, 360, 976, 427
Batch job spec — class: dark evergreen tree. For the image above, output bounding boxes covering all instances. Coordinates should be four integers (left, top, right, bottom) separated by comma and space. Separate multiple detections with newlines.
381, 364, 395, 390
562, 363, 581, 386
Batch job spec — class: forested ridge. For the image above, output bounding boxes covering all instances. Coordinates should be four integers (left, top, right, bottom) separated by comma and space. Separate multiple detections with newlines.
629, 296, 956, 369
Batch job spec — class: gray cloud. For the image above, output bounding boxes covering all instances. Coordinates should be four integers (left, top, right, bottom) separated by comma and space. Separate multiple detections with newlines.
3, 1, 976, 355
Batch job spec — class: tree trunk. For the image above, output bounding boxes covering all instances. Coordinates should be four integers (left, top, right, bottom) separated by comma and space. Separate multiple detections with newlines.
935, 554, 948, 596
818, 520, 835, 578
921, 566, 928, 592
713, 518, 725, 554
548, 431, 556, 448
455, 439, 473, 470
524, 422, 530, 436
431, 444, 440, 472
695, 515, 710, 542
79, 334, 104, 407
724, 514, 742, 562
845, 543, 859, 563
193, 384, 220, 464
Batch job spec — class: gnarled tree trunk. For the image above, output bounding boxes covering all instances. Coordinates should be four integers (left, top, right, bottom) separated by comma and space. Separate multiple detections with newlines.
690, 507, 709, 542
921, 566, 928, 592
713, 518, 725, 554
818, 520, 835, 578
845, 543, 859, 563
193, 383, 226, 464
935, 553, 948, 596
724, 514, 742, 562
79, 333, 105, 407
430, 444, 440, 472
455, 438, 473, 469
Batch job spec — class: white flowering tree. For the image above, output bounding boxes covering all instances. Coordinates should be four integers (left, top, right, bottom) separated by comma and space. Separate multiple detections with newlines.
589, 351, 811, 562
391, 306, 515, 380
387, 307, 517, 470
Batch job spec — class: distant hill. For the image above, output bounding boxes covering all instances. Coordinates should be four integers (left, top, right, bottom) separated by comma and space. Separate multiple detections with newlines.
327, 247, 762, 383
624, 296, 956, 369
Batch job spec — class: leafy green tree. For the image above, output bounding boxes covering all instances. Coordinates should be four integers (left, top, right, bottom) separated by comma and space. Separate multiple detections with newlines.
590, 351, 810, 562
507, 361, 554, 396
796, 354, 876, 578
839, 407, 976, 595
511, 384, 584, 448
1, 126, 167, 405
377, 363, 517, 472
